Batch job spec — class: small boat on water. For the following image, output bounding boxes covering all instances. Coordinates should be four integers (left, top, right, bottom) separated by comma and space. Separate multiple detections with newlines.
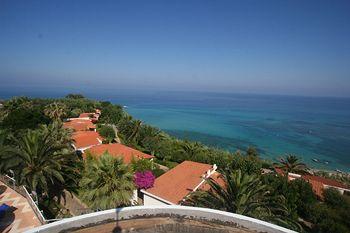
312, 158, 330, 165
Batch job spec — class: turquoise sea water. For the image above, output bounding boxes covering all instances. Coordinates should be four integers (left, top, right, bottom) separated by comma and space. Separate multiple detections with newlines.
1, 89, 350, 172
121, 92, 350, 172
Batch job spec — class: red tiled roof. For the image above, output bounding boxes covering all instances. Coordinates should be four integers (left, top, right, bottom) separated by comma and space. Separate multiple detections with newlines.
72, 131, 103, 150
200, 171, 225, 191
84, 143, 153, 163
304, 178, 324, 198
63, 119, 96, 132
145, 161, 215, 204
274, 167, 284, 176
79, 112, 100, 123
273, 167, 349, 198
302, 175, 349, 189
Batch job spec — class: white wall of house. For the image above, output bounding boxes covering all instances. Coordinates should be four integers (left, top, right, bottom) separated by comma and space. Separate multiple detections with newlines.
324, 185, 350, 195
142, 192, 172, 206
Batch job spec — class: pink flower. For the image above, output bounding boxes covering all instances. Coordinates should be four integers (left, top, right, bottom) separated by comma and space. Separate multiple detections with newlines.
134, 171, 155, 189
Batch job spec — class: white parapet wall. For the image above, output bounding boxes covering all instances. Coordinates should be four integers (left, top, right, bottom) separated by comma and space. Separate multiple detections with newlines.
25, 206, 297, 233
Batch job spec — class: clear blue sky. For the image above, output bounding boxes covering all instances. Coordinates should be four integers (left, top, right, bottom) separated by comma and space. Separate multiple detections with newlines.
0, 0, 350, 97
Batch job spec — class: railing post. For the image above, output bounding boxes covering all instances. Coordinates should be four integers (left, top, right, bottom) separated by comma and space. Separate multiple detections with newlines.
9, 170, 15, 189
32, 190, 39, 205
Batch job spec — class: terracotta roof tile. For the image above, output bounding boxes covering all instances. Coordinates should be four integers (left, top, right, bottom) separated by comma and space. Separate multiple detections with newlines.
145, 161, 215, 204
306, 179, 324, 198
274, 167, 285, 176
63, 119, 96, 132
302, 175, 349, 190
273, 168, 349, 198
200, 171, 225, 191
84, 143, 153, 163
72, 131, 103, 150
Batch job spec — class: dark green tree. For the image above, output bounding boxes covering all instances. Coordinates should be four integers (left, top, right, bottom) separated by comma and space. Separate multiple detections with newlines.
44, 102, 68, 121
99, 103, 124, 125
1, 97, 49, 131
80, 153, 135, 209
97, 125, 116, 143
0, 130, 14, 173
246, 146, 259, 157
65, 94, 85, 99
275, 155, 309, 174
186, 169, 269, 215
3, 122, 80, 202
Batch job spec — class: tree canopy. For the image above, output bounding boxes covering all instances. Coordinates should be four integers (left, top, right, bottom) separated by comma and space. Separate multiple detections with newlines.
80, 153, 135, 209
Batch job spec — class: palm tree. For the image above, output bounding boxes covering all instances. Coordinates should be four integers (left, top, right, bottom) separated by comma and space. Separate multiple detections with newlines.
117, 115, 142, 144
186, 169, 302, 231
179, 141, 206, 158
1, 97, 33, 119
127, 119, 142, 142
0, 130, 14, 173
44, 102, 68, 121
5, 122, 79, 198
139, 125, 166, 155
186, 169, 269, 215
80, 153, 135, 210
275, 155, 309, 174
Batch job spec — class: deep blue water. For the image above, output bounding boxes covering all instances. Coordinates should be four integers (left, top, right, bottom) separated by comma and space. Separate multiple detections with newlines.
1, 88, 350, 172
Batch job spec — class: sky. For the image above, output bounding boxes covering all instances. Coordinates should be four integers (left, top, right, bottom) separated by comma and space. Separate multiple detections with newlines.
0, 0, 350, 97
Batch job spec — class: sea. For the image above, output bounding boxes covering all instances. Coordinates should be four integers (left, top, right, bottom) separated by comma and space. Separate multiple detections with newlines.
1, 88, 350, 172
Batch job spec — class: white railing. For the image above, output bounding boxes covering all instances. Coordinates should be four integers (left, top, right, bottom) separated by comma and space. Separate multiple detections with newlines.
22, 186, 47, 224
0, 174, 63, 225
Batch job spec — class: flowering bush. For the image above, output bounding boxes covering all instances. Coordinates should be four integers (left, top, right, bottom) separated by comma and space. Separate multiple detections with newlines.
134, 170, 155, 189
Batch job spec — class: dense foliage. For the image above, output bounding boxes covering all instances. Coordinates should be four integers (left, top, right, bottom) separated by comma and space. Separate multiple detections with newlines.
80, 154, 135, 209
130, 157, 165, 177
97, 124, 116, 143
309, 188, 350, 233
0, 121, 82, 217
275, 155, 309, 174
186, 169, 302, 231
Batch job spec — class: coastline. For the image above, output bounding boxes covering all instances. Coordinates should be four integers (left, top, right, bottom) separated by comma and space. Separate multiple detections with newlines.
1, 90, 349, 173
125, 95, 350, 173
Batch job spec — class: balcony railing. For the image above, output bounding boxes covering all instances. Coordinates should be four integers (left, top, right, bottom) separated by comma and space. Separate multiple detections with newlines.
0, 174, 61, 225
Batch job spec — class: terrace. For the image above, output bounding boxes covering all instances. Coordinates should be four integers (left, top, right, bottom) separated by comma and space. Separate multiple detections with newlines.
0, 177, 42, 232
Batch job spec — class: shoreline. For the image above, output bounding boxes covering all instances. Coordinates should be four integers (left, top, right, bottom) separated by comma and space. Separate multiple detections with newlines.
160, 128, 350, 173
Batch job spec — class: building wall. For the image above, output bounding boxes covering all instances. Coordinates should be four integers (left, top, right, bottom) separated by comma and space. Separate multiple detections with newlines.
143, 193, 169, 206
324, 185, 350, 195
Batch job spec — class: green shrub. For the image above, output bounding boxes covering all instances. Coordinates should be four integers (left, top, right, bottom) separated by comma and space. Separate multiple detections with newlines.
97, 125, 116, 143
